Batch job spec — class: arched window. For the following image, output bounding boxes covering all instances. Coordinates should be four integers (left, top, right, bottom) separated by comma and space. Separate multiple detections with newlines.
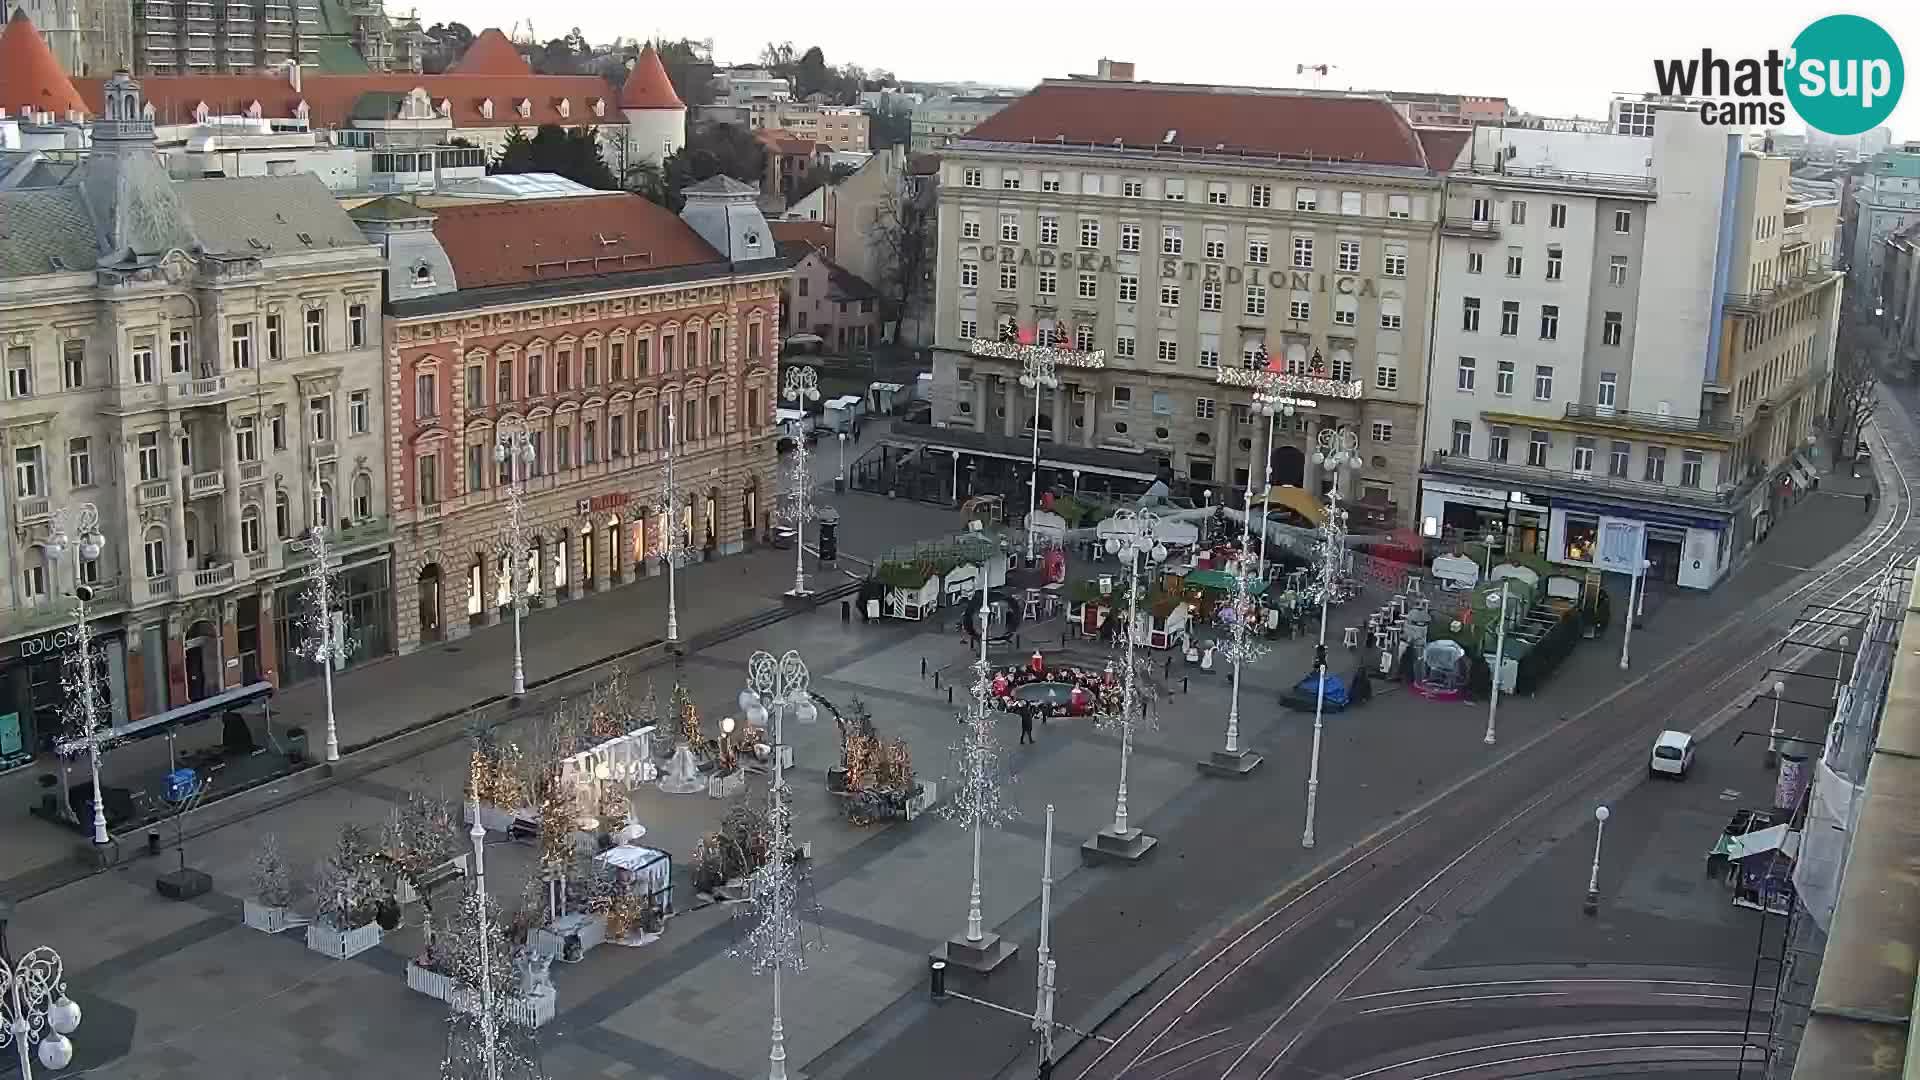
241, 505, 262, 554
143, 526, 168, 578
275, 489, 291, 538
352, 471, 373, 520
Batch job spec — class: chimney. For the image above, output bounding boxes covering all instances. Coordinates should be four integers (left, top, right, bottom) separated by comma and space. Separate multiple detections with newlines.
284, 58, 302, 93
1097, 58, 1135, 82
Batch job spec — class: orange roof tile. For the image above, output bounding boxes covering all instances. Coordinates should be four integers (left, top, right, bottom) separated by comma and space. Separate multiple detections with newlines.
619, 43, 683, 110
770, 220, 832, 252
447, 28, 531, 76
0, 9, 87, 118
73, 71, 614, 129
430, 193, 722, 289
967, 80, 1429, 169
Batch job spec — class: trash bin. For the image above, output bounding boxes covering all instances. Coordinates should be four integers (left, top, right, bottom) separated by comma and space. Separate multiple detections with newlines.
285, 727, 309, 764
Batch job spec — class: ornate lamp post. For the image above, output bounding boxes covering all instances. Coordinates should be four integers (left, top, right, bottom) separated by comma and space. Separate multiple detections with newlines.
1617, 557, 1650, 672
1086, 508, 1165, 864
655, 407, 689, 644
0, 900, 83, 1078
1018, 351, 1059, 563
781, 367, 821, 597
937, 605, 1017, 972
1201, 555, 1268, 777
46, 504, 108, 845
1301, 426, 1359, 850
297, 462, 350, 761
739, 650, 818, 1080
1484, 580, 1510, 746
466, 799, 500, 1080
1583, 804, 1610, 914
494, 420, 537, 697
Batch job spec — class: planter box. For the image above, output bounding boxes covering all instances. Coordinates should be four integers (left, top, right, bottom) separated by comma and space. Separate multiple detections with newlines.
905, 781, 937, 821
242, 900, 299, 934
407, 962, 454, 1002
307, 921, 382, 959
530, 912, 607, 961
707, 772, 746, 799
409, 965, 558, 1029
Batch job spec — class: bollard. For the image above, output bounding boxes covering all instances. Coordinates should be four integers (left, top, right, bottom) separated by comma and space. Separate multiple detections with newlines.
934, 671, 942, 690
841, 599, 851, 623
948, 685, 954, 704
147, 831, 162, 856
1164, 657, 1172, 678
930, 959, 948, 1000
1182, 676, 1189, 694
922, 657, 928, 678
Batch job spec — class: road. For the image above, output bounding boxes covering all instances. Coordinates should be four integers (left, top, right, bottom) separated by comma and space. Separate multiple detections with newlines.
1056, 403, 1916, 1080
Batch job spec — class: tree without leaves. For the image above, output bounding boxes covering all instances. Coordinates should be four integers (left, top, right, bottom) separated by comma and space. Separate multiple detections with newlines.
865, 173, 935, 344
1830, 317, 1881, 462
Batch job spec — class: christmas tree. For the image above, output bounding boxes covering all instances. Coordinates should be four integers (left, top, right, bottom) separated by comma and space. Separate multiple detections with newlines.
670, 683, 702, 747
249, 833, 292, 908
438, 885, 543, 1080
315, 824, 381, 929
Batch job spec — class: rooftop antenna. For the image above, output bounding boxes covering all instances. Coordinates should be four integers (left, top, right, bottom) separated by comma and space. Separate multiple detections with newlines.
1297, 63, 1337, 90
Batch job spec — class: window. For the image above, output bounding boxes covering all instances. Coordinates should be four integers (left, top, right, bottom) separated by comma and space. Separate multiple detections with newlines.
999, 264, 1018, 291
710, 327, 723, 365
1163, 179, 1186, 201
961, 215, 981, 240
1078, 274, 1099, 300
178, 433, 192, 472
1334, 294, 1357, 325
1080, 218, 1100, 247
303, 308, 324, 353
610, 414, 626, 458
1293, 235, 1314, 269
1609, 255, 1629, 286
1112, 385, 1132, 409
271, 413, 286, 451
1471, 197, 1493, 223
465, 365, 485, 408
1450, 420, 1472, 456
1505, 251, 1523, 277
1039, 215, 1059, 245
1337, 239, 1361, 273
1204, 232, 1226, 260
1119, 276, 1139, 302
1115, 333, 1135, 358
1041, 172, 1061, 193
528, 353, 548, 396
137, 432, 161, 481
1534, 364, 1554, 400
1295, 187, 1318, 211
1244, 284, 1268, 316
1247, 233, 1270, 264
497, 357, 515, 401
12, 446, 40, 497
555, 426, 572, 470
417, 452, 440, 506
1382, 241, 1407, 277
1202, 280, 1222, 311
1120, 223, 1141, 252
1387, 194, 1411, 219
1488, 426, 1510, 462
1371, 421, 1393, 443
1644, 445, 1667, 483
959, 262, 979, 288
1572, 437, 1595, 472
1598, 372, 1618, 408
1162, 225, 1183, 255
1198, 343, 1220, 368
1549, 203, 1567, 228
1462, 297, 1481, 332
1500, 301, 1520, 336
1251, 184, 1273, 208
412, 373, 434, 420
1160, 284, 1180, 307
1000, 212, 1020, 242
1288, 292, 1311, 320
1076, 324, 1096, 352
275, 490, 290, 537
1340, 191, 1362, 215
352, 473, 373, 519
1510, 200, 1527, 225
1375, 354, 1399, 391
56, 339, 82, 389
1151, 391, 1173, 415
1457, 356, 1477, 391
1380, 296, 1402, 330
1527, 430, 1549, 466
1038, 270, 1057, 296
1539, 305, 1559, 340
66, 436, 90, 488
1614, 209, 1632, 233
235, 417, 257, 463
1495, 360, 1515, 395
963, 167, 982, 187
4, 348, 29, 398
660, 336, 676, 373
1195, 397, 1217, 419
1123, 178, 1144, 198
1545, 248, 1562, 280
266, 313, 282, 361
1681, 450, 1704, 488
131, 337, 156, 384
143, 527, 167, 579
348, 303, 367, 348
309, 395, 332, 441
1602, 311, 1623, 346
241, 506, 262, 555
168, 328, 192, 374
1206, 182, 1228, 205
1466, 251, 1484, 275
1002, 171, 1022, 190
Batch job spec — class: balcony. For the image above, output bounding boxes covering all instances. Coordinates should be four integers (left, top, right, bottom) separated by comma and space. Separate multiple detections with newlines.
309, 440, 338, 465
1457, 161, 1658, 197
181, 561, 236, 594
14, 496, 50, 524
240, 461, 264, 484
138, 479, 173, 506
1441, 217, 1500, 239
146, 574, 174, 598
1426, 450, 1745, 511
1559, 403, 1742, 438
188, 470, 225, 498
1724, 262, 1840, 313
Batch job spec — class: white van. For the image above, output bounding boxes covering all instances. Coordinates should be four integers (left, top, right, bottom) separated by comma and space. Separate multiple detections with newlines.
1649, 730, 1695, 778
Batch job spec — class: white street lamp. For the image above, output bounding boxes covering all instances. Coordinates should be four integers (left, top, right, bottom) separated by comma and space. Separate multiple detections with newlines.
1767, 680, 1786, 769
1250, 395, 1296, 577
465, 802, 499, 1080
1484, 580, 1509, 746
494, 421, 537, 697
782, 367, 821, 597
1583, 804, 1610, 915
740, 650, 817, 1080
1032, 804, 1058, 1076
1618, 557, 1650, 671
654, 407, 689, 644
295, 461, 354, 761
0, 900, 84, 1079
835, 431, 848, 493
46, 503, 109, 846
1482, 530, 1498, 580
939, 606, 1017, 970
1091, 508, 1165, 861
1202, 555, 1268, 777
1018, 353, 1060, 563
1302, 426, 1359, 850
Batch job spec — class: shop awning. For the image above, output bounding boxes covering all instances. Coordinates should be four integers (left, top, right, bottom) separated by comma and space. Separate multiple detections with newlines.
65, 680, 275, 753
1726, 823, 1800, 861
1178, 569, 1270, 595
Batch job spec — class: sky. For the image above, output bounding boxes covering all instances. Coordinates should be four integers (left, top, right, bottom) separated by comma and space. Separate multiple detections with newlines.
412, 0, 1920, 142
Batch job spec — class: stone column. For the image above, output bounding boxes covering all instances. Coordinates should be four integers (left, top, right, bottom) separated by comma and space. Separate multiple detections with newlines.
169, 427, 190, 582
1051, 384, 1067, 446
1080, 390, 1097, 448
539, 532, 559, 608
221, 421, 243, 568
569, 524, 587, 600
120, 436, 144, 596
1214, 406, 1232, 501
596, 518, 613, 591
257, 588, 280, 687
221, 597, 242, 689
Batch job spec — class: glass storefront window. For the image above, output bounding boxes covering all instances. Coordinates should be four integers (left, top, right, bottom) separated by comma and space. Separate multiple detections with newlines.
1562, 514, 1599, 563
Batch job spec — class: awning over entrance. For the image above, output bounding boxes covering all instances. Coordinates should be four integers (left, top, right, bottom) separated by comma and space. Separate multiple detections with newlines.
1258, 484, 1326, 526
71, 680, 275, 752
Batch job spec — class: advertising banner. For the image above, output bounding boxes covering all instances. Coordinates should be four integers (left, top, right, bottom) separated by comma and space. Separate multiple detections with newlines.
1595, 517, 1647, 574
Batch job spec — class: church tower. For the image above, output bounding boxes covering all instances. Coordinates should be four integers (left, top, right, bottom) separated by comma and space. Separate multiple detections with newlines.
619, 43, 686, 168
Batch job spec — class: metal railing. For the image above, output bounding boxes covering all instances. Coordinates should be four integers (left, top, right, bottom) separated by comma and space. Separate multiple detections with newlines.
1561, 402, 1743, 437
1460, 161, 1657, 195
1441, 217, 1500, 237
1426, 449, 1745, 509
188, 470, 225, 497
14, 496, 50, 523
1724, 262, 1841, 312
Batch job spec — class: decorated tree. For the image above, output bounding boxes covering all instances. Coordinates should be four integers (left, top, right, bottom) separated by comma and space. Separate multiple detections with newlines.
439, 885, 543, 1080
315, 824, 383, 930
383, 787, 463, 947
671, 683, 703, 748
249, 833, 293, 908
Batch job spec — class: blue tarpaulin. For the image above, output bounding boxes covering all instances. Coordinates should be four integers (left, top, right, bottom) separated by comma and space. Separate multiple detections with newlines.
1287, 671, 1350, 711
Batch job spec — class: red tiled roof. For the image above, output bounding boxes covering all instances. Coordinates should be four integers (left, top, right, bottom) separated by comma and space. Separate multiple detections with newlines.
0, 9, 87, 118
1415, 127, 1471, 172
757, 131, 817, 156
770, 220, 833, 251
73, 71, 615, 129
430, 193, 723, 289
619, 43, 683, 110
447, 28, 531, 76
966, 80, 1430, 169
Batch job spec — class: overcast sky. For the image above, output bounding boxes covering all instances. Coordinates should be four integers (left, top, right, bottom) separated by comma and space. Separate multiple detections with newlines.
418, 0, 1918, 140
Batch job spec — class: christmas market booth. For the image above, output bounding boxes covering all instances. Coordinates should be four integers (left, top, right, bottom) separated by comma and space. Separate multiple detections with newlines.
862, 532, 1017, 622
1064, 577, 1192, 649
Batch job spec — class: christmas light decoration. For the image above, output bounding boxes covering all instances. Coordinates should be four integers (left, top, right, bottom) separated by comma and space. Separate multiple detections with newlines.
938, 612, 1017, 955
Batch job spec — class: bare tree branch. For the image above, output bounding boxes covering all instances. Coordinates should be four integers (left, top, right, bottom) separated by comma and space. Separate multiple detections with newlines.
864, 171, 934, 345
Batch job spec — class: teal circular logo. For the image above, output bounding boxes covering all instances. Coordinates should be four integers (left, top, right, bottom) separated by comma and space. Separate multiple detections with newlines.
1787, 15, 1904, 136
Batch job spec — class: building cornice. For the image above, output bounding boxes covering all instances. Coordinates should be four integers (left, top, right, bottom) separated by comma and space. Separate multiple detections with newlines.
387, 258, 792, 323
944, 138, 1443, 186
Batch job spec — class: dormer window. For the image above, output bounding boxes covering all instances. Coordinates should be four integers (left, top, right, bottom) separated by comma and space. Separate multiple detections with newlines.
556, 99, 571, 120
411, 262, 434, 288
294, 100, 310, 121
515, 98, 531, 119
479, 98, 494, 120
591, 98, 605, 118
436, 98, 451, 117
246, 100, 262, 118
193, 101, 210, 123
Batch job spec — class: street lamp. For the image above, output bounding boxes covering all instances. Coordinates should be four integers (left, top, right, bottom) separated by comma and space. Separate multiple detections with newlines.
1484, 580, 1509, 746
1767, 680, 1786, 769
464, 798, 499, 1080
1018, 352, 1060, 563
781, 367, 821, 597
1583, 804, 1610, 915
1093, 508, 1165, 860
296, 461, 352, 761
46, 503, 108, 846
740, 649, 817, 1080
1481, 530, 1498, 580
494, 420, 537, 697
835, 432, 847, 494
1250, 394, 1296, 577
0, 900, 84, 1078
1301, 427, 1359, 850
1618, 557, 1651, 671
1202, 555, 1268, 777
654, 407, 689, 645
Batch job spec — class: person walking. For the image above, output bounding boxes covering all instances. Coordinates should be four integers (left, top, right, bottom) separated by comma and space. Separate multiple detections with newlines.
1019, 707, 1035, 745
1865, 490, 1875, 516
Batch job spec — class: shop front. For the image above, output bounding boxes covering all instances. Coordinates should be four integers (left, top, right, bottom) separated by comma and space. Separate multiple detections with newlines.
274, 556, 394, 688
1417, 480, 1552, 559
0, 620, 131, 772
1544, 498, 1730, 591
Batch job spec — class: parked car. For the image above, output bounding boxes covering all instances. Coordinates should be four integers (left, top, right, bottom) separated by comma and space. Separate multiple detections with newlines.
1650, 729, 1695, 779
